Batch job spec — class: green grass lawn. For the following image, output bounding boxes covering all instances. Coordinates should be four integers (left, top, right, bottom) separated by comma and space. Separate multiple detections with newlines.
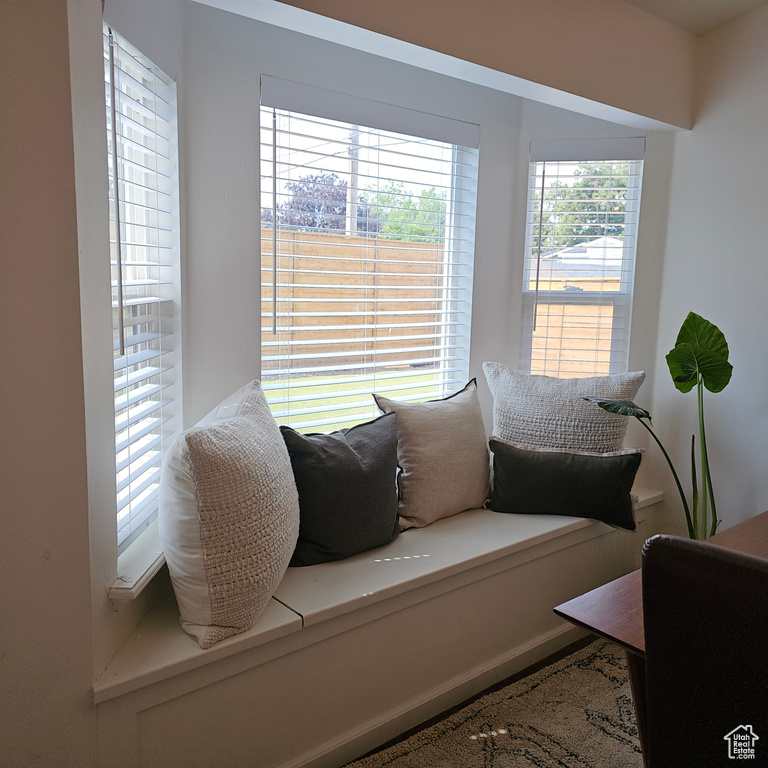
264, 370, 446, 432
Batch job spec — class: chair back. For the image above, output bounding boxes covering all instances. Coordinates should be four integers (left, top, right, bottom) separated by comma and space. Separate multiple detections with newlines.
642, 534, 768, 766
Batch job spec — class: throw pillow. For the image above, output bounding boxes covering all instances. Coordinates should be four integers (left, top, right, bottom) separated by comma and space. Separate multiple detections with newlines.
373, 380, 490, 530
280, 413, 400, 566
159, 381, 299, 649
488, 436, 641, 530
483, 362, 645, 453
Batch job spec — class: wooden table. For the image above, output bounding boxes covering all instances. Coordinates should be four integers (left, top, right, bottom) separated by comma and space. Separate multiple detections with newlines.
553, 510, 768, 763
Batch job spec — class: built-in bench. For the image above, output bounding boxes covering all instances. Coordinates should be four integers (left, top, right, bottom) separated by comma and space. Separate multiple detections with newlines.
93, 488, 662, 768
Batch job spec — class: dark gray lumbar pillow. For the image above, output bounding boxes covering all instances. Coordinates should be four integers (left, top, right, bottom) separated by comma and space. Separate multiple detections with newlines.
280, 413, 400, 566
488, 436, 642, 531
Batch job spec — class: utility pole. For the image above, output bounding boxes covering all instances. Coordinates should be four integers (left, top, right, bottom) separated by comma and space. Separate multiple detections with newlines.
346, 126, 359, 234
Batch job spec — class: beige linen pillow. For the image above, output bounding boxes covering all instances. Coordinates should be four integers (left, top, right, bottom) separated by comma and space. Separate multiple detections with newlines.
373, 380, 489, 530
482, 362, 645, 453
159, 381, 299, 649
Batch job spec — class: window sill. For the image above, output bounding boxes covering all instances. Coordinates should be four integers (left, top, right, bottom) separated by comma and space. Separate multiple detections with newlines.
109, 521, 166, 607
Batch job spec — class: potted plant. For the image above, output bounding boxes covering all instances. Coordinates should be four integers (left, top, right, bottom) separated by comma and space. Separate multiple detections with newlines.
584, 312, 732, 540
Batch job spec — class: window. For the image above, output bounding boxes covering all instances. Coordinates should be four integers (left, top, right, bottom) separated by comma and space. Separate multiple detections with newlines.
259, 78, 479, 431
104, 25, 181, 552
521, 138, 644, 378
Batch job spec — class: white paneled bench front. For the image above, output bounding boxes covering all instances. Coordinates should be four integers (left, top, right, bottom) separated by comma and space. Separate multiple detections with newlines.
93, 488, 662, 768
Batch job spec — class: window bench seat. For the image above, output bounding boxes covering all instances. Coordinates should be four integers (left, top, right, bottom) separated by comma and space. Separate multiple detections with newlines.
94, 487, 663, 768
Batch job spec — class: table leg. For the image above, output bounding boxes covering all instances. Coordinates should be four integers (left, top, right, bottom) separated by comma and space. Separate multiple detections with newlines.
625, 650, 648, 767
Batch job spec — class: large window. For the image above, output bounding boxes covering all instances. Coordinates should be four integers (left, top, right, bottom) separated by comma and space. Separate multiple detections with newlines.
521, 138, 644, 378
104, 25, 181, 552
259, 78, 479, 431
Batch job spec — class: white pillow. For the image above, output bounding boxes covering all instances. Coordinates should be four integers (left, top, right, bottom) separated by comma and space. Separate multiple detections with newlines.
482, 362, 645, 453
374, 380, 490, 530
159, 381, 299, 649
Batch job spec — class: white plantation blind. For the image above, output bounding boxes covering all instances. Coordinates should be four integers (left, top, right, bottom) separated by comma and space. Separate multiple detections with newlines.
259, 92, 478, 432
104, 26, 181, 552
521, 139, 644, 378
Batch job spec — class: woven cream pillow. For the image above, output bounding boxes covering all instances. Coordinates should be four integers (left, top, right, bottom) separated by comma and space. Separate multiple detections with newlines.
374, 380, 490, 530
483, 362, 645, 453
159, 381, 299, 649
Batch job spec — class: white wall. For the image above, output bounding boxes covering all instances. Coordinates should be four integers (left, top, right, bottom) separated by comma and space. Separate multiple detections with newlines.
0, 1, 97, 765
651, 3, 768, 531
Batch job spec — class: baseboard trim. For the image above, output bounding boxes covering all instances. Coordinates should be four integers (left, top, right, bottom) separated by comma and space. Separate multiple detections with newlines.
281, 621, 587, 768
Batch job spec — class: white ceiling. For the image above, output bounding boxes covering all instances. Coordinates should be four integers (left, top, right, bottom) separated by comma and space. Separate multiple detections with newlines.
624, 0, 768, 36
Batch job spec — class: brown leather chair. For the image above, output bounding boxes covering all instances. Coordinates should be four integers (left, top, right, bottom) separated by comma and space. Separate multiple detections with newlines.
642, 534, 768, 766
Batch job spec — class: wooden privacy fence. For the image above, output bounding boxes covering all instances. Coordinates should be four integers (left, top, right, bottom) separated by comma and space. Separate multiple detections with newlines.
260, 228, 459, 376
260, 229, 622, 380
527, 274, 622, 378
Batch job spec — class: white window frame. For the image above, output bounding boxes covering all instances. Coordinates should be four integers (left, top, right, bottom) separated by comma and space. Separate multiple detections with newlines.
521, 138, 645, 378
104, 24, 182, 565
259, 78, 479, 431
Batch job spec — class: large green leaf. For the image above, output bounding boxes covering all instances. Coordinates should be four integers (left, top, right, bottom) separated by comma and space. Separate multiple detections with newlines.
675, 312, 730, 362
582, 397, 651, 420
667, 313, 733, 393
666, 343, 733, 393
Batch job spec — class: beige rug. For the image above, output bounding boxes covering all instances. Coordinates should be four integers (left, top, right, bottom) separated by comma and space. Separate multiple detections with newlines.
347, 639, 643, 768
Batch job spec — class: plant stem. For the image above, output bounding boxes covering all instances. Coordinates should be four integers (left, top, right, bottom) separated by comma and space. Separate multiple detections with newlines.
697, 377, 709, 538
636, 417, 694, 538
698, 381, 720, 536
690, 434, 699, 539
706, 468, 720, 536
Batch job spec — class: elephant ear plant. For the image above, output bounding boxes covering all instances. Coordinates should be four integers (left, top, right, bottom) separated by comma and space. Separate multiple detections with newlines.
584, 313, 732, 540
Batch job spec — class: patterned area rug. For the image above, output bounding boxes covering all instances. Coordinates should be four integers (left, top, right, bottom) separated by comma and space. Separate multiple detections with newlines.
347, 639, 643, 768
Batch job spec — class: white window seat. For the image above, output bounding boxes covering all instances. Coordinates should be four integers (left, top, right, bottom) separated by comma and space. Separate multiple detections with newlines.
93, 486, 661, 705
273, 488, 661, 626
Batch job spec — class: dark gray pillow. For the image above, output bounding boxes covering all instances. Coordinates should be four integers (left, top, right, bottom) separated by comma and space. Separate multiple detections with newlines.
488, 437, 641, 531
280, 413, 399, 566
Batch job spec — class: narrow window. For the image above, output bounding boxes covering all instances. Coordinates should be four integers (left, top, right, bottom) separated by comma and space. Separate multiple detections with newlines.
259, 79, 479, 431
104, 25, 181, 551
521, 139, 644, 378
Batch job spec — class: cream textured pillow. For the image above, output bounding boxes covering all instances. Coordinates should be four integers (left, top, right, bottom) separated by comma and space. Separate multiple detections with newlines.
373, 380, 490, 530
159, 381, 299, 649
482, 362, 645, 453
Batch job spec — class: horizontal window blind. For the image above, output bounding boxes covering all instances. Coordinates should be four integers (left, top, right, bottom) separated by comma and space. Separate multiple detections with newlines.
104, 25, 181, 552
521, 143, 644, 378
260, 98, 478, 432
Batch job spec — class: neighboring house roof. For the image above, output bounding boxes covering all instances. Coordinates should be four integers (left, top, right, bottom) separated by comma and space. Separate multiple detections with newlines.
542, 236, 624, 264
537, 236, 625, 284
